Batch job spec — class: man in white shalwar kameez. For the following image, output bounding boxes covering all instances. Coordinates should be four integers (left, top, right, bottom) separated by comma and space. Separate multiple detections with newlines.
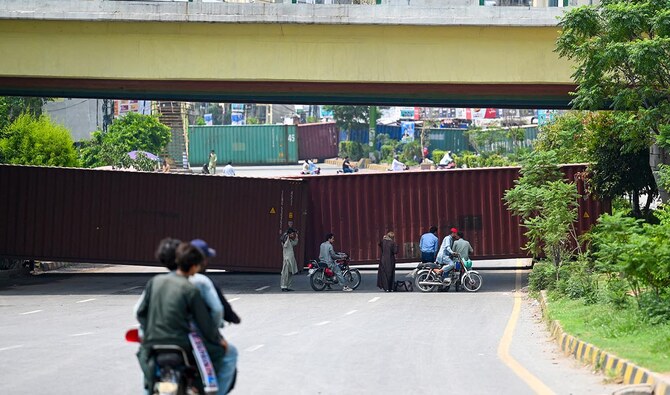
280, 228, 299, 292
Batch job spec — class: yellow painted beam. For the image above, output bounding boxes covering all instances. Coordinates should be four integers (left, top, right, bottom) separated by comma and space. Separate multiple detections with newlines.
0, 20, 572, 85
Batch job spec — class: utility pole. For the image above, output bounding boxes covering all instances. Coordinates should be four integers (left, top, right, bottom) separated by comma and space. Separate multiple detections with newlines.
101, 99, 114, 133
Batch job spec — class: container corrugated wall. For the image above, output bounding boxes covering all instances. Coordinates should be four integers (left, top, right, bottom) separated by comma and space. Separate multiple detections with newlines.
0, 164, 607, 271
0, 165, 307, 272
426, 128, 472, 153
188, 125, 298, 165
300, 165, 608, 264
376, 124, 403, 140
297, 122, 338, 161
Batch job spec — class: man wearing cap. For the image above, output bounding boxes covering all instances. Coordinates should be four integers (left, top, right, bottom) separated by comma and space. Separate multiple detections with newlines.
190, 239, 238, 394
280, 228, 299, 291
436, 227, 459, 280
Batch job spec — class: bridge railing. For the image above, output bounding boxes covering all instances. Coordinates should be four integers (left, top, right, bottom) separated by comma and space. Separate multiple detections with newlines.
113, 0, 594, 7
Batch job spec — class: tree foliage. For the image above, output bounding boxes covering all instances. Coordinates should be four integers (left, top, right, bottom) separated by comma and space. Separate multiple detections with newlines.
0, 97, 52, 133
504, 151, 582, 265
535, 111, 590, 164
323, 106, 369, 139
80, 112, 171, 168
556, 1, 670, 133
0, 113, 79, 167
585, 111, 658, 217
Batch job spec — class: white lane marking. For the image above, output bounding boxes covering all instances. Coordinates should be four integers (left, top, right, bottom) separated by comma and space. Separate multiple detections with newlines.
0, 345, 23, 352
345, 310, 358, 315
255, 286, 269, 292
70, 332, 94, 337
245, 345, 264, 352
20, 310, 43, 315
314, 321, 331, 326
76, 298, 96, 304
283, 331, 299, 337
368, 297, 380, 303
122, 286, 143, 292
228, 298, 240, 302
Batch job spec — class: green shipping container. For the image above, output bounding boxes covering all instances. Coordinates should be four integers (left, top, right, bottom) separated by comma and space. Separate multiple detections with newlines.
188, 125, 298, 166
426, 128, 472, 153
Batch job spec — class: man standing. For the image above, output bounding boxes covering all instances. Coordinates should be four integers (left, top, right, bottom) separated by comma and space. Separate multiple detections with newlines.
208, 150, 217, 175
280, 228, 299, 292
452, 231, 473, 261
319, 233, 353, 292
419, 226, 439, 263
223, 161, 236, 176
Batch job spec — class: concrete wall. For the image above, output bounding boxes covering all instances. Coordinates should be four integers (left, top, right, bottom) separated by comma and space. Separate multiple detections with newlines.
43, 99, 102, 142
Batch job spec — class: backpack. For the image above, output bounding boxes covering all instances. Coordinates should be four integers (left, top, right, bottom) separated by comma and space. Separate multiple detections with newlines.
202, 163, 209, 174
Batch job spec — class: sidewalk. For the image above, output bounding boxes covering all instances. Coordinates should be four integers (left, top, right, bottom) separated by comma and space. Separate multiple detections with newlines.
353, 257, 533, 271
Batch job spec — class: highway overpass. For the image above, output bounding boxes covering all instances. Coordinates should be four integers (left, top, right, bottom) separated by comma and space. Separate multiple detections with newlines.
0, 1, 576, 107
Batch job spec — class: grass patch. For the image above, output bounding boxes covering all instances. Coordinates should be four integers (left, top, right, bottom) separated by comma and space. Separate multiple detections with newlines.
546, 295, 670, 373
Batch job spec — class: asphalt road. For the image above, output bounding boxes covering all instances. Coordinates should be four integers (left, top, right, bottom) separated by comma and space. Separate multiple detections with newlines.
0, 267, 624, 395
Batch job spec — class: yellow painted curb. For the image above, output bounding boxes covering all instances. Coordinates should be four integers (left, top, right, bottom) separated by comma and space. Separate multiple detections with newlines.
539, 291, 670, 395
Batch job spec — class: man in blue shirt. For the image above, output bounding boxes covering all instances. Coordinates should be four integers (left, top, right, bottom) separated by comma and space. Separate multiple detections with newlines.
419, 226, 439, 263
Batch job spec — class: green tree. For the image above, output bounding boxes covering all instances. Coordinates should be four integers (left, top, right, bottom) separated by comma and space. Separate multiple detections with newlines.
323, 105, 369, 139
504, 151, 582, 265
535, 111, 590, 164
0, 113, 79, 167
585, 112, 658, 218
80, 112, 171, 168
556, 1, 670, 198
0, 97, 52, 133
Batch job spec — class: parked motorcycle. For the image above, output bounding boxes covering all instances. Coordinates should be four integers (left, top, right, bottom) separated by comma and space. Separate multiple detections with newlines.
307, 253, 362, 291
125, 328, 218, 395
413, 255, 482, 293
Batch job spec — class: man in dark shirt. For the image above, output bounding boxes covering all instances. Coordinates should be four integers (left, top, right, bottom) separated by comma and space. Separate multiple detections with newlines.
136, 243, 232, 394
342, 156, 354, 173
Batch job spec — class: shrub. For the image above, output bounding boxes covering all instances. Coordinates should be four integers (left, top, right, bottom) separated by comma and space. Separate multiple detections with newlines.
401, 141, 422, 164
338, 141, 364, 161
639, 291, 670, 325
432, 149, 446, 164
0, 113, 79, 167
529, 262, 557, 291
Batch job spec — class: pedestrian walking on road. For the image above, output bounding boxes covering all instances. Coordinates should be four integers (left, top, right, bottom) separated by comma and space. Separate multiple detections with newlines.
419, 226, 439, 263
377, 231, 398, 292
280, 228, 299, 292
208, 150, 217, 175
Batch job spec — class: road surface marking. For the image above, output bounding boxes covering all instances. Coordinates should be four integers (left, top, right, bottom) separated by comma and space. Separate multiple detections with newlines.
245, 345, 264, 352
283, 331, 299, 337
497, 259, 556, 395
345, 310, 358, 315
228, 298, 240, 302
122, 286, 143, 292
368, 297, 380, 303
255, 286, 269, 292
0, 345, 23, 352
76, 298, 96, 304
70, 332, 94, 337
315, 321, 331, 326
20, 310, 43, 315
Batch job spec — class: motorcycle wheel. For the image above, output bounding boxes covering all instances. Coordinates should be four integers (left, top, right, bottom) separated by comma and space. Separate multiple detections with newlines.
462, 272, 483, 292
310, 270, 327, 291
414, 271, 436, 292
343, 269, 362, 290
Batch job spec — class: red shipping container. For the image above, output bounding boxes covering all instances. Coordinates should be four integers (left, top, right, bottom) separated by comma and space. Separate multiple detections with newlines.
297, 122, 339, 162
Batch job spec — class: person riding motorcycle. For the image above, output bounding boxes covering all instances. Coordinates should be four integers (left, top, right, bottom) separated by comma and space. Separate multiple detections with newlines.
319, 233, 353, 292
135, 243, 233, 394
435, 228, 459, 282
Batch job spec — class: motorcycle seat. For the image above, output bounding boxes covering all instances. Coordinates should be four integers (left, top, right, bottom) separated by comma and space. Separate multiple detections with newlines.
155, 352, 186, 368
